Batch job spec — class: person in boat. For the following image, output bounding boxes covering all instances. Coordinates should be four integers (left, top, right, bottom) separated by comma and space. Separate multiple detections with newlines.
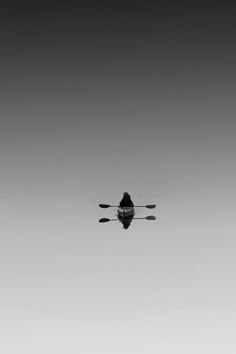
119, 192, 134, 208
118, 192, 134, 229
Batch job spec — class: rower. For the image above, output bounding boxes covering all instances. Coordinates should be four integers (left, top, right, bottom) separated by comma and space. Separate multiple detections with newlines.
119, 192, 134, 208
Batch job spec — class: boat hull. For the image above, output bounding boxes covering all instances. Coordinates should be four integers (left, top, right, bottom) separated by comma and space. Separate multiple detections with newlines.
117, 207, 135, 229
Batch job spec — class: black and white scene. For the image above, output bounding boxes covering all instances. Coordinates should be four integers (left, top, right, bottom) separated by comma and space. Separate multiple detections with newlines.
1, 4, 236, 353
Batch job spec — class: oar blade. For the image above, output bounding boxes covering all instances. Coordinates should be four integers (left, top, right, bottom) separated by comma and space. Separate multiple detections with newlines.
145, 215, 156, 220
99, 218, 111, 223
145, 204, 156, 209
99, 204, 110, 208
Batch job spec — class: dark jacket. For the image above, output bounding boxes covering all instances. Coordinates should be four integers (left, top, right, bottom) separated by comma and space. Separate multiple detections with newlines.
119, 192, 134, 208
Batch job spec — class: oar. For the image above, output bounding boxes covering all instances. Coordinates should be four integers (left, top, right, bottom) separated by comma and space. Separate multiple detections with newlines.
137, 205, 156, 209
99, 218, 118, 223
99, 216, 156, 223
134, 216, 156, 220
99, 204, 156, 209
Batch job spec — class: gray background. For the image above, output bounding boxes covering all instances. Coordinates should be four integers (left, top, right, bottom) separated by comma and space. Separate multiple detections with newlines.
0, 6, 236, 353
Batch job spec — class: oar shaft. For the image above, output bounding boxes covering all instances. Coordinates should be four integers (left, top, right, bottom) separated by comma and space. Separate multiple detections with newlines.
99, 204, 156, 209
99, 218, 118, 223
99, 204, 119, 208
135, 205, 156, 209
134, 216, 156, 220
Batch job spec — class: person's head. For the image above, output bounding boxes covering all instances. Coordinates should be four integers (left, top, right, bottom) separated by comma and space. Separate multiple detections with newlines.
123, 192, 131, 199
